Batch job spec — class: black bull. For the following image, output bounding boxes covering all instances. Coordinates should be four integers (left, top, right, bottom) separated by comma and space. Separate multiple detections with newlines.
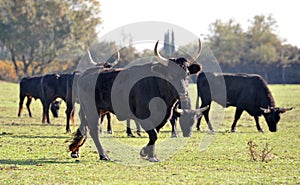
69, 40, 208, 162
18, 74, 69, 124
196, 72, 293, 132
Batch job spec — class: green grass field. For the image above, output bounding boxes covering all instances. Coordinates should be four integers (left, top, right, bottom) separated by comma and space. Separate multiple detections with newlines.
0, 81, 299, 184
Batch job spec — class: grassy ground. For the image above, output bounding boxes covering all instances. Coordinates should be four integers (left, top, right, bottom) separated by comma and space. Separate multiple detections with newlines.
0, 81, 299, 184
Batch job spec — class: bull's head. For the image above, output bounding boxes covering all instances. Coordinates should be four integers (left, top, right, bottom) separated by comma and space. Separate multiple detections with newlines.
261, 107, 293, 132
154, 39, 203, 137
154, 39, 202, 75
176, 105, 209, 137
50, 100, 62, 118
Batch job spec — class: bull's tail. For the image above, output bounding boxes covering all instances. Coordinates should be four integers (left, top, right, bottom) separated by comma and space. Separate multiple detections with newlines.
69, 129, 86, 152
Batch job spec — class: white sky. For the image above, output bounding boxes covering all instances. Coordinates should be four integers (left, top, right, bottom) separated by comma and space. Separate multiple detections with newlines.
98, 0, 300, 47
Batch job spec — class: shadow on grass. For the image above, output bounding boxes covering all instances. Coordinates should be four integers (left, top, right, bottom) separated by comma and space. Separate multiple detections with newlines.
1, 122, 65, 127
7, 134, 70, 139
0, 158, 74, 166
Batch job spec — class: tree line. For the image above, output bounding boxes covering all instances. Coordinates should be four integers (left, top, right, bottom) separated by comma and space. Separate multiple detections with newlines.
204, 15, 300, 84
0, 1, 299, 83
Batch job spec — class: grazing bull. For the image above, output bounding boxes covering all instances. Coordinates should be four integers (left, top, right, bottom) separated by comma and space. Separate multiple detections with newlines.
196, 72, 293, 132
69, 40, 208, 162
40, 73, 71, 125
18, 74, 65, 123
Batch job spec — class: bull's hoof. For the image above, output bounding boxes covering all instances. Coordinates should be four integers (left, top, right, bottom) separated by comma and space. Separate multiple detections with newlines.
147, 156, 160, 162
100, 154, 110, 161
231, 129, 236, 133
71, 151, 79, 158
140, 147, 147, 157
107, 130, 113, 134
137, 132, 142, 137
196, 127, 201, 131
66, 129, 71, 133
171, 133, 178, 138
127, 133, 136, 138
258, 129, 265, 133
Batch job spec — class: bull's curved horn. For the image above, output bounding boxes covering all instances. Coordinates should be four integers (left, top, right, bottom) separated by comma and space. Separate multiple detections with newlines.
279, 107, 293, 113
154, 40, 169, 66
260, 107, 271, 114
87, 49, 97, 65
109, 51, 120, 67
189, 39, 202, 64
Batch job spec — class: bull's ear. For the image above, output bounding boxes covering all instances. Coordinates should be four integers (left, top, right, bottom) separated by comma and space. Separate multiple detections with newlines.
279, 107, 293, 113
188, 63, 202, 74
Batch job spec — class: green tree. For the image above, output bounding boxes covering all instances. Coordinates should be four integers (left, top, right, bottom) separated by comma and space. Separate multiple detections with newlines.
277, 44, 300, 84
207, 19, 245, 66
0, 0, 101, 80
245, 15, 281, 80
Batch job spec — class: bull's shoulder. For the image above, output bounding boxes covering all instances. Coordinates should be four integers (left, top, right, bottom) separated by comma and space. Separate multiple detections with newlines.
20, 75, 43, 84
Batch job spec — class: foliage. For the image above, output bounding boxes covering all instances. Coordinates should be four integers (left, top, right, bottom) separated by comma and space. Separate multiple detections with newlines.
0, 0, 101, 80
0, 81, 299, 184
199, 14, 300, 83
208, 19, 245, 65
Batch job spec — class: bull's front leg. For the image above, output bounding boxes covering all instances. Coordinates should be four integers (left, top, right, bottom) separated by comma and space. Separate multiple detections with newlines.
254, 116, 264, 132
140, 129, 159, 162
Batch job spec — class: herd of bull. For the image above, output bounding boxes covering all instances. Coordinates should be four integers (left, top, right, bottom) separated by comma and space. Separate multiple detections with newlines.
17, 39, 292, 162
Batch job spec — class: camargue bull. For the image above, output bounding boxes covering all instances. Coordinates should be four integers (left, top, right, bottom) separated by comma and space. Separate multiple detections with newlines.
69, 40, 208, 162
196, 72, 293, 132
18, 74, 67, 124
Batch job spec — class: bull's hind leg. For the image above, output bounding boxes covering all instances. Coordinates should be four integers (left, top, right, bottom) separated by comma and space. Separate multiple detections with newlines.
65, 102, 74, 133
231, 108, 243, 132
41, 101, 51, 124
26, 97, 33, 117
197, 104, 214, 132
196, 100, 214, 132
140, 129, 159, 162
69, 108, 88, 158
254, 116, 264, 132
106, 113, 112, 134
18, 95, 26, 117
82, 99, 109, 160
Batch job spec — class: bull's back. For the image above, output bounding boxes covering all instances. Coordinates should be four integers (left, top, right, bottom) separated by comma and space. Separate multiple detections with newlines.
197, 73, 264, 108
20, 76, 43, 98
223, 74, 260, 107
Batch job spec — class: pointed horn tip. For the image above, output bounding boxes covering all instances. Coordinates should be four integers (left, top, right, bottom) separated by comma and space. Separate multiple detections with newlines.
282, 107, 293, 111
87, 49, 97, 65
154, 40, 169, 65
